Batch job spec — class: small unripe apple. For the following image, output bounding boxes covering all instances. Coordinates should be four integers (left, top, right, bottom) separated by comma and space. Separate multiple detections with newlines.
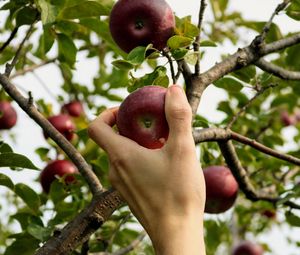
116, 85, 169, 149
0, 101, 17, 130
45, 114, 76, 141
232, 241, 264, 255
40, 159, 78, 193
203, 165, 238, 214
61, 101, 84, 117
109, 0, 175, 53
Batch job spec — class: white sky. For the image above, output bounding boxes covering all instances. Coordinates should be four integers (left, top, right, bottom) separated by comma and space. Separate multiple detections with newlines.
0, 1, 300, 254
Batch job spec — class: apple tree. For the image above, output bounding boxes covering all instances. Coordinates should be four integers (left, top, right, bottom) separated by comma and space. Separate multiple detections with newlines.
0, 0, 300, 254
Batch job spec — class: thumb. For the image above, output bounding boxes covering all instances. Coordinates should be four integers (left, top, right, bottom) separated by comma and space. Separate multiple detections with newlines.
165, 85, 193, 147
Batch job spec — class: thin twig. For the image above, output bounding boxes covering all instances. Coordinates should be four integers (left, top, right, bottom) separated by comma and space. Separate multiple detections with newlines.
194, 0, 207, 75
162, 49, 176, 84
5, 24, 35, 77
0, 27, 19, 53
226, 83, 277, 129
10, 58, 56, 79
256, 58, 300, 80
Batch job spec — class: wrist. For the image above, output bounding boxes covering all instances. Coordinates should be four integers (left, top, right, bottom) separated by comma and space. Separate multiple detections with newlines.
149, 213, 206, 255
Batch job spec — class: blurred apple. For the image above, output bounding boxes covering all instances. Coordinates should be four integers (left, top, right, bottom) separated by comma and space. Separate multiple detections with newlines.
0, 101, 17, 130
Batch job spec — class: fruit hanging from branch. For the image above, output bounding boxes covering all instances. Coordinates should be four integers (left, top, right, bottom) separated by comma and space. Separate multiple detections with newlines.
116, 85, 169, 149
0, 101, 17, 130
44, 114, 76, 141
232, 240, 264, 255
61, 101, 84, 118
40, 159, 78, 193
109, 0, 175, 53
203, 165, 239, 214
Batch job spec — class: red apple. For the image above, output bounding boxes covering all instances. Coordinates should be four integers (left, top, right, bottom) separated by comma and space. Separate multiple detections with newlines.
232, 241, 264, 255
61, 101, 84, 117
116, 85, 169, 149
45, 114, 75, 141
0, 101, 17, 130
280, 111, 296, 126
261, 209, 276, 219
203, 165, 239, 214
109, 0, 175, 53
40, 159, 78, 193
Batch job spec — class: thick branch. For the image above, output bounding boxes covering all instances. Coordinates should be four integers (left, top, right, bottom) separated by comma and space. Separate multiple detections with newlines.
187, 33, 300, 115
256, 58, 300, 80
35, 189, 124, 255
0, 74, 103, 195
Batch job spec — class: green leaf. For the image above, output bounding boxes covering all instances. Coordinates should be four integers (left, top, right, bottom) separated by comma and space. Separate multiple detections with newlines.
286, 44, 300, 68
42, 24, 55, 54
36, 0, 58, 25
0, 141, 13, 153
286, 0, 300, 20
210, 0, 229, 18
184, 52, 199, 65
167, 35, 193, 49
59, 1, 110, 19
127, 46, 149, 65
285, 212, 300, 227
15, 183, 41, 212
232, 65, 256, 83
0, 153, 39, 170
57, 33, 77, 67
175, 16, 199, 37
27, 223, 52, 241
171, 48, 188, 60
200, 40, 217, 47
0, 173, 14, 190
112, 60, 135, 70
213, 77, 243, 92
15, 6, 38, 27
4, 235, 40, 255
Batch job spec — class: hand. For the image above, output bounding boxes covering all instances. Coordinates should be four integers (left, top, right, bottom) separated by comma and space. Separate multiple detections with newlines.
88, 85, 206, 255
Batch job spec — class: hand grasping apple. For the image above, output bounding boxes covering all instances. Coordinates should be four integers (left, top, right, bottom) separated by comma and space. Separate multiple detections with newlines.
88, 85, 206, 255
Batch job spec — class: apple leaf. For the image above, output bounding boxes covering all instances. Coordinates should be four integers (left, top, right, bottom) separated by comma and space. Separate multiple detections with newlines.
127, 46, 148, 66
4, 235, 40, 255
0, 141, 13, 153
59, 1, 110, 19
232, 65, 256, 83
184, 52, 199, 66
175, 16, 199, 37
36, 0, 58, 25
0, 173, 14, 190
213, 77, 243, 92
27, 223, 52, 242
0, 152, 39, 170
167, 35, 193, 49
286, 0, 300, 21
57, 33, 77, 67
285, 212, 300, 227
171, 48, 188, 60
200, 40, 217, 47
15, 6, 38, 27
112, 60, 135, 70
15, 183, 41, 213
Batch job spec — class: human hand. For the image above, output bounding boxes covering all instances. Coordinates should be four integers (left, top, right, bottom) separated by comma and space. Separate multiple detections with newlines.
88, 85, 206, 255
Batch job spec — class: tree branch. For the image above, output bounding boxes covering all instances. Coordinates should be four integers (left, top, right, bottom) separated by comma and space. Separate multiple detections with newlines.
0, 74, 103, 195
194, 0, 207, 75
193, 128, 300, 166
35, 189, 124, 255
255, 58, 300, 80
0, 27, 19, 53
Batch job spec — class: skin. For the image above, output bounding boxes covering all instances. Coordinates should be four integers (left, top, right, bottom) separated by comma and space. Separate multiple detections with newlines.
88, 85, 206, 255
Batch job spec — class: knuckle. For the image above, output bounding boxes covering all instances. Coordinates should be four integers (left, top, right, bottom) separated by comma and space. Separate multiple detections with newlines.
169, 105, 192, 121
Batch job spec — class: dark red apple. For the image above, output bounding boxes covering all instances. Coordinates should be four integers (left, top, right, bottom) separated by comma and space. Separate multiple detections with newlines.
40, 159, 78, 193
61, 101, 84, 117
203, 165, 239, 214
232, 241, 264, 255
109, 0, 175, 53
45, 114, 75, 141
280, 111, 296, 126
261, 209, 276, 219
0, 101, 17, 130
116, 85, 169, 149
